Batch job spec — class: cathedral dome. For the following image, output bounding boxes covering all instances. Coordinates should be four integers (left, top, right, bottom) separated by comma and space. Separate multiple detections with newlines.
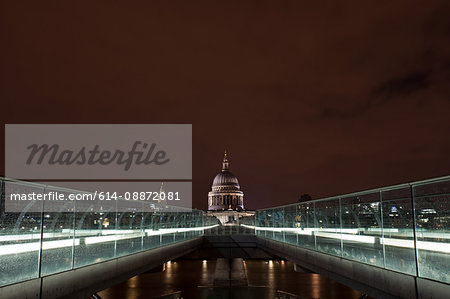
212, 170, 240, 188
211, 151, 241, 191
208, 150, 245, 211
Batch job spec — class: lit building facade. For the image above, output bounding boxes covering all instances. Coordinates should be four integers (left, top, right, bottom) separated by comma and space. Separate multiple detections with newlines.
208, 151, 244, 211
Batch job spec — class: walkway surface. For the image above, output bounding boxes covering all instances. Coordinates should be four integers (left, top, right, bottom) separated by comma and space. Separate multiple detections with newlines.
98, 259, 365, 299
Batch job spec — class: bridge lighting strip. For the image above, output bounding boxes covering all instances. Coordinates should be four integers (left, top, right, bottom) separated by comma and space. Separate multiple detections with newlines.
0, 239, 80, 256
1, 225, 447, 256
247, 225, 450, 252
86, 225, 218, 244
315, 231, 375, 244
0, 225, 218, 255
241, 225, 311, 234
382, 238, 450, 254
84, 232, 145, 245
243, 225, 360, 235
146, 224, 220, 235
85, 225, 220, 243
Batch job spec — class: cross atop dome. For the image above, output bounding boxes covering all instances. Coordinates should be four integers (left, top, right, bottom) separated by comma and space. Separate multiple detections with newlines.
222, 150, 229, 171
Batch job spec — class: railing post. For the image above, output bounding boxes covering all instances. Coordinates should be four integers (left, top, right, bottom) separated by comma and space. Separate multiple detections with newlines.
141, 211, 145, 251
283, 207, 286, 243
296, 204, 299, 246
173, 210, 176, 243
38, 185, 46, 299
380, 190, 386, 269
410, 184, 420, 277
313, 202, 317, 250
410, 184, 421, 299
114, 198, 118, 257
339, 198, 343, 257
71, 196, 76, 269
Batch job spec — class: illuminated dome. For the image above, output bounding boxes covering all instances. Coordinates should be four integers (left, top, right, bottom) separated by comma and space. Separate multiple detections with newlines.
212, 171, 239, 187
208, 151, 244, 211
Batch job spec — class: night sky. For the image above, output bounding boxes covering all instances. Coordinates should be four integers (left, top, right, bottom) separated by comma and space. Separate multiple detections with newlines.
1, 1, 450, 210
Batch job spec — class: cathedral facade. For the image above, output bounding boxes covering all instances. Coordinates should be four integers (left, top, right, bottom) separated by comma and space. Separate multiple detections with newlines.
208, 151, 244, 211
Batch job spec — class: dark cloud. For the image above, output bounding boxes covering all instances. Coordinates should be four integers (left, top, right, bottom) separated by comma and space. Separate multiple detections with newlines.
321, 71, 432, 119
371, 71, 431, 97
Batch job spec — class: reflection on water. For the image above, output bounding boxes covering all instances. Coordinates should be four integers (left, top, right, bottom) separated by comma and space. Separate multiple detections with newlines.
99, 259, 363, 299
267, 260, 275, 289
201, 260, 208, 283
311, 274, 320, 299
125, 276, 139, 299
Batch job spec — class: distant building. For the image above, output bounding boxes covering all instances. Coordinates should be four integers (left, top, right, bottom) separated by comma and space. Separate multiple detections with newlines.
208, 151, 244, 211
206, 151, 254, 225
